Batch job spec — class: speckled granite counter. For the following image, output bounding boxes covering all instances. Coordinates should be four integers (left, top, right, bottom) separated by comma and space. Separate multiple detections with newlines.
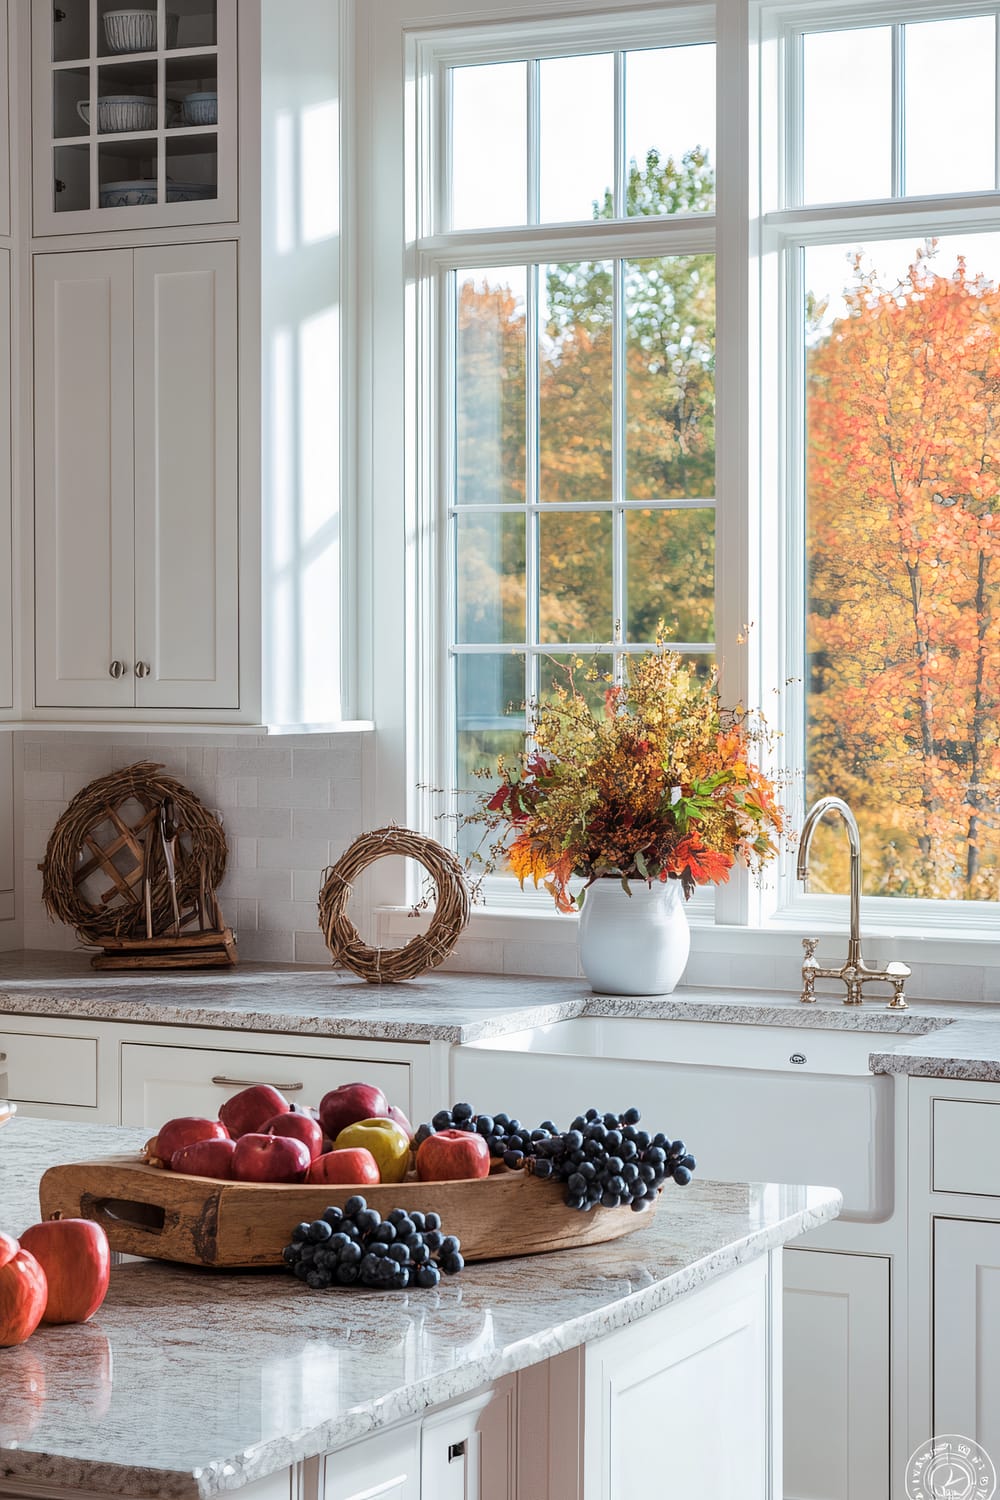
868, 1019, 1000, 1082
0, 1118, 841, 1500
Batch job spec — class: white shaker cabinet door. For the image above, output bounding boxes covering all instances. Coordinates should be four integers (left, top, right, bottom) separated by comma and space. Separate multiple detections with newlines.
934, 1218, 1000, 1463
783, 1248, 890, 1500
132, 242, 239, 710
0, 247, 10, 708
34, 250, 135, 708
324, 1423, 421, 1500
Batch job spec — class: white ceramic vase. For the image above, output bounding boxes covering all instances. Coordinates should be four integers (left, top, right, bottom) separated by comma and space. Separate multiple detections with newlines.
578, 877, 690, 995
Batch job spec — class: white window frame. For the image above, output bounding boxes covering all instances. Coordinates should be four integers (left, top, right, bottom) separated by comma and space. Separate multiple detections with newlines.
356, 0, 1000, 971
762, 0, 1000, 939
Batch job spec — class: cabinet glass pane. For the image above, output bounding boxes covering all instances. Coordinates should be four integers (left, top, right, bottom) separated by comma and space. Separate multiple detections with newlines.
95, 59, 158, 135
904, 16, 996, 197
626, 508, 715, 643
803, 28, 891, 204
624, 46, 715, 215
539, 53, 614, 224
539, 511, 612, 643
54, 145, 91, 213
98, 138, 158, 208
52, 0, 90, 63
451, 63, 527, 230
456, 268, 526, 506
540, 261, 613, 502
456, 514, 526, 645
54, 68, 90, 140
169, 0, 218, 50
165, 134, 218, 202
97, 1, 163, 56
167, 54, 219, 129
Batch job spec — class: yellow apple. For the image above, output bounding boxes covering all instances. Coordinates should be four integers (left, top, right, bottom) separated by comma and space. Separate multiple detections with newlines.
334, 1117, 411, 1183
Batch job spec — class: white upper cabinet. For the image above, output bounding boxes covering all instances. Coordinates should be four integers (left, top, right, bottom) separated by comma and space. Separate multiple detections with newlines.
31, 0, 238, 236
33, 249, 135, 708
0, 248, 11, 711
34, 243, 239, 711
132, 242, 238, 709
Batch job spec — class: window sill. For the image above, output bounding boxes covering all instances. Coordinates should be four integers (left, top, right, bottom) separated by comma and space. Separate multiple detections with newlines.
376, 901, 1000, 1002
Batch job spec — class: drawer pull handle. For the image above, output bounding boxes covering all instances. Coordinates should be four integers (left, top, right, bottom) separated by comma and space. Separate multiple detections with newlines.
211, 1075, 304, 1091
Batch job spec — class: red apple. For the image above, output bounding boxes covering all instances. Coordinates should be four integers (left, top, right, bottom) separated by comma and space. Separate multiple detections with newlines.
319, 1082, 388, 1141
19, 1218, 110, 1326
415, 1128, 491, 1182
219, 1085, 290, 1138
153, 1116, 229, 1166
0, 1231, 48, 1347
263, 1112, 324, 1161
231, 1132, 311, 1183
170, 1137, 237, 1179
385, 1103, 413, 1139
305, 1147, 380, 1186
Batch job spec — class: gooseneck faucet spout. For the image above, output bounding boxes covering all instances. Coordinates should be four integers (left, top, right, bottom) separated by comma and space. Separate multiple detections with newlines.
796, 796, 863, 970
796, 795, 910, 1009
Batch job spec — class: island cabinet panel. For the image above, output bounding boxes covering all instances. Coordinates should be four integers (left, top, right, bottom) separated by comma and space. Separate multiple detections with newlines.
323, 1422, 421, 1500
933, 1218, 1000, 1463
420, 1383, 516, 1500
583, 1257, 773, 1500
119, 1042, 412, 1128
0, 1028, 98, 1108
783, 1248, 889, 1500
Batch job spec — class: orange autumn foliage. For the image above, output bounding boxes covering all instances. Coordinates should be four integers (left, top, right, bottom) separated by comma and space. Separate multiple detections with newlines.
808, 247, 1000, 897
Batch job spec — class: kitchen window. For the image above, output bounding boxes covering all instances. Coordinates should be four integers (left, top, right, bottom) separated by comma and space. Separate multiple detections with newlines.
360, 0, 1000, 945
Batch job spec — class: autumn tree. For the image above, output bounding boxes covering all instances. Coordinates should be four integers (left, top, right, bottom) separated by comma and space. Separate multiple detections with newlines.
807, 247, 1000, 898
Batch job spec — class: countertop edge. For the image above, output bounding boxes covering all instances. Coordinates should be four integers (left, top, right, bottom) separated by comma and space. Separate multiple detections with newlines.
0, 1188, 841, 1500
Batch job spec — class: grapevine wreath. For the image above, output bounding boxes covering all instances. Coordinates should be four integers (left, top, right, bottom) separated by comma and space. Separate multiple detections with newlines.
318, 826, 470, 982
40, 761, 227, 944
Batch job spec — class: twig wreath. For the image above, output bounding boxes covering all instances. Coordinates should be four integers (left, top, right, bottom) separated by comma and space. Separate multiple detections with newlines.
41, 761, 228, 943
318, 826, 471, 983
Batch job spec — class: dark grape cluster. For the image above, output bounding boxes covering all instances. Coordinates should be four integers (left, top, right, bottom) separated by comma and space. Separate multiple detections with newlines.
281, 1196, 464, 1290
413, 1105, 696, 1213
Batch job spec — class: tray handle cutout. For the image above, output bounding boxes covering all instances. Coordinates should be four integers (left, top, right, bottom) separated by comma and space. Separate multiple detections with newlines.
81, 1193, 166, 1234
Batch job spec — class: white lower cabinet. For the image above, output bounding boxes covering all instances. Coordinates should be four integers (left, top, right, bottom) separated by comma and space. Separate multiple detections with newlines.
0, 246, 11, 710
120, 1042, 413, 1128
584, 1257, 774, 1500
933, 1218, 1000, 1462
0, 1027, 99, 1110
324, 1423, 421, 1500
783, 1249, 890, 1500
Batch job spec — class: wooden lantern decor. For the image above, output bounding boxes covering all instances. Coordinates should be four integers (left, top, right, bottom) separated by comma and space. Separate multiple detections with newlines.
318, 826, 471, 982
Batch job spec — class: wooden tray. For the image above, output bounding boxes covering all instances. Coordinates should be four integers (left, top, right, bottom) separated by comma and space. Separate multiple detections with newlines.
39, 1155, 657, 1268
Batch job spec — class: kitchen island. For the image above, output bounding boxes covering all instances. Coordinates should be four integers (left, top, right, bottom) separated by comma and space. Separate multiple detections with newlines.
0, 1118, 840, 1500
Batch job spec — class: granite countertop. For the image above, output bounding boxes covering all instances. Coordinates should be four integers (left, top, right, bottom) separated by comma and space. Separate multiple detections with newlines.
1, 952, 999, 1078
0, 1119, 841, 1500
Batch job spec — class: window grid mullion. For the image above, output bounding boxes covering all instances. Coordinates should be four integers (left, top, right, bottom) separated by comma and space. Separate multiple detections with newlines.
613, 50, 626, 220
612, 255, 627, 682
527, 59, 540, 226
891, 22, 905, 197
525, 261, 541, 731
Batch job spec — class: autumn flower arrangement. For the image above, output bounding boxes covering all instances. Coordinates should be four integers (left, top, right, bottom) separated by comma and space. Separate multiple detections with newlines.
464, 646, 785, 913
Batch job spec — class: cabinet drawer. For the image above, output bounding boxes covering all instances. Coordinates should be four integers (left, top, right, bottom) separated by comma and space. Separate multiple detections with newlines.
120, 1043, 412, 1129
0, 1031, 98, 1107
933, 1099, 1000, 1196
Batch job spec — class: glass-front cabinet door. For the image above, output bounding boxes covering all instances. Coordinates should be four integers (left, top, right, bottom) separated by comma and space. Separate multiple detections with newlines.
31, 0, 237, 233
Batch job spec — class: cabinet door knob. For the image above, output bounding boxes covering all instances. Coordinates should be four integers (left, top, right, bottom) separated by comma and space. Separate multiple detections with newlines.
135, 661, 151, 678
109, 660, 126, 679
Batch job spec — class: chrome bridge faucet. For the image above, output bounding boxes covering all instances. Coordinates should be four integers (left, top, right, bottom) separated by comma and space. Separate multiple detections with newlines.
796, 796, 910, 1009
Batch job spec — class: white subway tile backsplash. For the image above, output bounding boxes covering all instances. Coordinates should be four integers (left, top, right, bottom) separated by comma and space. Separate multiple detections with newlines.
258, 777, 330, 810
18, 730, 369, 964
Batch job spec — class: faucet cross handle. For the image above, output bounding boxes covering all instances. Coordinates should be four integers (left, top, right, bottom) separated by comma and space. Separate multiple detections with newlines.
800, 937, 820, 1003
